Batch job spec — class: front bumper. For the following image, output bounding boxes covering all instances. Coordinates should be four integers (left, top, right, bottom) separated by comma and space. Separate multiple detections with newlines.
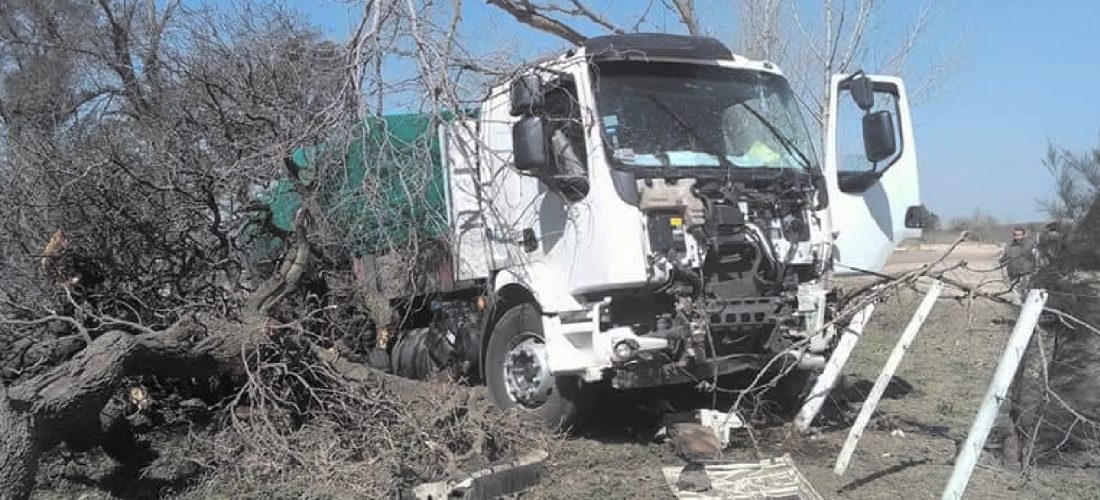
611, 353, 766, 389
543, 300, 670, 382
543, 298, 828, 386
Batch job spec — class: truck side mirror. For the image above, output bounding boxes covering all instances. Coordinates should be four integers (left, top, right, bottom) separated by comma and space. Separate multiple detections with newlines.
904, 204, 929, 229
510, 74, 543, 116
846, 71, 875, 111
512, 116, 550, 172
862, 110, 897, 164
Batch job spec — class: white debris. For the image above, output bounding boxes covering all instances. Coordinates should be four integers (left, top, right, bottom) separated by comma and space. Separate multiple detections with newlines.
696, 409, 744, 447
662, 454, 823, 500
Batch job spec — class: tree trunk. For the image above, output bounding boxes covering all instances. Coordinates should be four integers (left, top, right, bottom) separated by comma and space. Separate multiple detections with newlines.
0, 213, 308, 499
0, 388, 37, 500
0, 315, 265, 499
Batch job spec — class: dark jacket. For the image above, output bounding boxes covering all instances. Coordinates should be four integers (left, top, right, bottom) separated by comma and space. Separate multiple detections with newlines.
1040, 230, 1065, 260
1001, 239, 1038, 278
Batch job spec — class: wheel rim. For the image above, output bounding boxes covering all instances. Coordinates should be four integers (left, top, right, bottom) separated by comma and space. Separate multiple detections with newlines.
502, 332, 554, 408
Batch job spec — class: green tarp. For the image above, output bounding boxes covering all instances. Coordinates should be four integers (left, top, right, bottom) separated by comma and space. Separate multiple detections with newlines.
259, 113, 450, 258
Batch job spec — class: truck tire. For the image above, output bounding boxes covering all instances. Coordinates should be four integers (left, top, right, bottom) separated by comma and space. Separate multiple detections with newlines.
485, 303, 588, 429
392, 328, 437, 379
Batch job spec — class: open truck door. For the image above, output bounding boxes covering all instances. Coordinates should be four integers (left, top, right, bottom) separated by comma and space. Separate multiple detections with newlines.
823, 73, 924, 275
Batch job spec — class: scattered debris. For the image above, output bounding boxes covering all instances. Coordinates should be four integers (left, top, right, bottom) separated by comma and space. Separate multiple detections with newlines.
410, 449, 548, 500
662, 454, 823, 499
127, 386, 150, 411
667, 422, 723, 462
697, 409, 745, 447
676, 462, 712, 493
659, 409, 745, 449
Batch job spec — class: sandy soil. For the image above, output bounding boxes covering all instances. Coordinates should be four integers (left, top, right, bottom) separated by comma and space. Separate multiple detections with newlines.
886, 242, 1003, 273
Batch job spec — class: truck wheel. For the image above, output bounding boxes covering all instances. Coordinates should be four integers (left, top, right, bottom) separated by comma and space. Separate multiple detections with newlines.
392, 328, 437, 379
485, 303, 587, 429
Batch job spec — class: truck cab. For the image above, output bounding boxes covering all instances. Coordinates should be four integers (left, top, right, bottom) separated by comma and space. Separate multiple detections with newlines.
438, 33, 924, 425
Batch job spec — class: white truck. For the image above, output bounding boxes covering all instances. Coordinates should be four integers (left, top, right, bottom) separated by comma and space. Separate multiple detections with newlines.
328, 33, 924, 426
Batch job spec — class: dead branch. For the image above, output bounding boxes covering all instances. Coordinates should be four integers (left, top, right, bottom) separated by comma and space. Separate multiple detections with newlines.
485, 0, 587, 45
668, 0, 701, 35
565, 0, 627, 34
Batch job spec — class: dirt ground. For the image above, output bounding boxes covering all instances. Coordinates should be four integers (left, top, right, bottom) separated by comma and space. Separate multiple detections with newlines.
525, 241, 1100, 500
886, 241, 1004, 280
25, 242, 1100, 499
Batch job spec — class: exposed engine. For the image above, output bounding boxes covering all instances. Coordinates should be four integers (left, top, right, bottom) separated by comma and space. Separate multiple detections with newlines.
606, 173, 827, 386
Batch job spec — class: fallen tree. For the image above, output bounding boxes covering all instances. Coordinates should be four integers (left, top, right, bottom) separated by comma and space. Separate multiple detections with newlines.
0, 194, 310, 498
0, 2, 543, 497
0, 205, 548, 498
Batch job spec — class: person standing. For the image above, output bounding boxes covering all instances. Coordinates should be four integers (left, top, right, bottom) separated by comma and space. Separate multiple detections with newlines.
1038, 220, 1065, 265
1000, 226, 1039, 301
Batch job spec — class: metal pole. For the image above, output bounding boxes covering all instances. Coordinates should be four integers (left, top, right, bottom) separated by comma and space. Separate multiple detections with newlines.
835, 280, 943, 476
795, 303, 877, 432
941, 289, 1048, 500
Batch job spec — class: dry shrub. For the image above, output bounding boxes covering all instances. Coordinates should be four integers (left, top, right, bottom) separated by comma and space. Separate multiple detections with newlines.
1012, 271, 1100, 467
1010, 190, 1100, 468
179, 332, 554, 498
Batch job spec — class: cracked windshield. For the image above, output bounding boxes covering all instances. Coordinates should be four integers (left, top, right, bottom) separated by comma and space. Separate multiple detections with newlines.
593, 61, 815, 170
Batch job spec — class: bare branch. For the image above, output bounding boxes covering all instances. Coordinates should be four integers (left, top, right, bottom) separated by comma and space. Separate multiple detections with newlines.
564, 0, 626, 34
485, 0, 587, 45
668, 0, 700, 35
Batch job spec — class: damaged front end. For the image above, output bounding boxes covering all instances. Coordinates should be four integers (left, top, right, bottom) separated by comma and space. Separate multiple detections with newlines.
548, 173, 836, 389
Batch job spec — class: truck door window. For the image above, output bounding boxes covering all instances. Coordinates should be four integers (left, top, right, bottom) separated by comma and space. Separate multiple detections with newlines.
835, 86, 903, 193
543, 79, 589, 199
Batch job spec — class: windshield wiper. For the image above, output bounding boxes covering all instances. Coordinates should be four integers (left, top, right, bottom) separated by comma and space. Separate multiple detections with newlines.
733, 102, 814, 171
642, 94, 743, 171
734, 101, 828, 210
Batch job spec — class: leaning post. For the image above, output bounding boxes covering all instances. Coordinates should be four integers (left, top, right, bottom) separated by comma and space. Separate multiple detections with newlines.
795, 302, 877, 432
941, 289, 1048, 500
835, 279, 943, 476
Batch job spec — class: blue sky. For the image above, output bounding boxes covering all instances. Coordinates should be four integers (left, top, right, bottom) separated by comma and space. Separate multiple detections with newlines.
285, 0, 1100, 223
909, 1, 1100, 223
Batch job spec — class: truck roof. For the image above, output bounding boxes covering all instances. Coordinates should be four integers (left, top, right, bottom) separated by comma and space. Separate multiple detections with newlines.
584, 33, 734, 61
538, 33, 785, 77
